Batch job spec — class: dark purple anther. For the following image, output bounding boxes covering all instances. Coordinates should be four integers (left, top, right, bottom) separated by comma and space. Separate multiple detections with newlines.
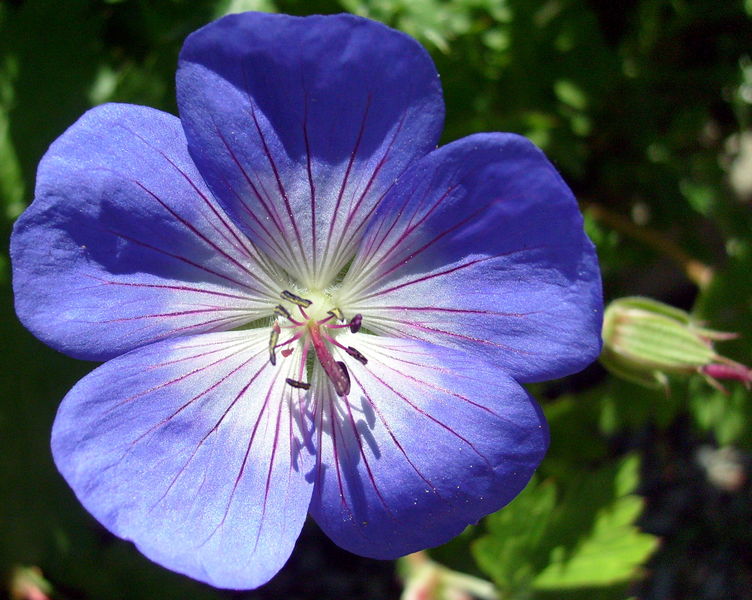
285, 378, 311, 390
346, 346, 367, 365
336, 361, 351, 396
281, 290, 312, 308
349, 314, 363, 333
274, 304, 292, 320
268, 322, 280, 366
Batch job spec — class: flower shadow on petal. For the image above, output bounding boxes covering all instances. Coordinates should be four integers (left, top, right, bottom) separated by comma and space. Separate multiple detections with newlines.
309, 335, 548, 560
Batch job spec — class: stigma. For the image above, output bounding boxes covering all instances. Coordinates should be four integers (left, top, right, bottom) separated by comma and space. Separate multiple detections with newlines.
270, 290, 366, 397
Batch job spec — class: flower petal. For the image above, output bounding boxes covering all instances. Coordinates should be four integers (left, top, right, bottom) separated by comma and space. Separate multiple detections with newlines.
51, 331, 314, 590
341, 133, 603, 382
176, 12, 444, 288
308, 334, 547, 559
11, 103, 279, 360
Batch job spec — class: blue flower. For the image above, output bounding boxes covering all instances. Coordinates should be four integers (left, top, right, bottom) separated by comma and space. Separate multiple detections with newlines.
11, 12, 602, 590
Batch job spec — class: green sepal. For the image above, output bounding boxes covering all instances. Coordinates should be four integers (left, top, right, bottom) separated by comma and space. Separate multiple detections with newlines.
600, 296, 734, 388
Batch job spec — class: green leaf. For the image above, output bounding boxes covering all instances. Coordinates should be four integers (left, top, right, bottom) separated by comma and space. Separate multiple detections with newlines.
472, 477, 558, 594
472, 457, 658, 599
0, 53, 24, 220
533, 494, 658, 589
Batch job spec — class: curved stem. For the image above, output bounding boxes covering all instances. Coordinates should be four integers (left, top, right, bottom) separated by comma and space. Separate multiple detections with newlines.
583, 202, 714, 289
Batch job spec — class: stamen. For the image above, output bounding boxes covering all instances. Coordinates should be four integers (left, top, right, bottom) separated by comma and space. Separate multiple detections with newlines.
281, 290, 312, 308
349, 313, 363, 333
274, 304, 292, 320
268, 322, 280, 365
337, 361, 351, 396
327, 308, 344, 321
345, 346, 368, 365
286, 378, 311, 390
325, 321, 354, 330
298, 338, 311, 383
281, 348, 294, 358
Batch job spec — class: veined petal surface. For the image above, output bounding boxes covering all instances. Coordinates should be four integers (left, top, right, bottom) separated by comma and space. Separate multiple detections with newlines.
51, 331, 314, 589
341, 133, 603, 383
177, 12, 445, 288
11, 103, 280, 361
309, 334, 547, 559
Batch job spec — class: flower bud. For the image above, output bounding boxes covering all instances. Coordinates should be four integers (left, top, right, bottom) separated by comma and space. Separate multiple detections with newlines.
601, 296, 751, 391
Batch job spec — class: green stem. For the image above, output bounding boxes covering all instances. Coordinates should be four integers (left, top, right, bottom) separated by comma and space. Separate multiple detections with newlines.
583, 202, 714, 289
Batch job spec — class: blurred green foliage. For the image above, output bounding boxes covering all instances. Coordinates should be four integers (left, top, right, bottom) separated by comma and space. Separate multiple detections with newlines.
2, 0, 751, 599
473, 456, 658, 598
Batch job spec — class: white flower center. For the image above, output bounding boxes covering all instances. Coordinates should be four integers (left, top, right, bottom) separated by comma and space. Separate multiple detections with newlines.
267, 288, 366, 397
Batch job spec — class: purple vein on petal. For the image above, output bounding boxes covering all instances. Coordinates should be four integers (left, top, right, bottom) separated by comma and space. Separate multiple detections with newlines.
302, 89, 317, 275
205, 215, 257, 262
212, 123, 279, 229
116, 124, 272, 280
120, 123, 262, 252
365, 317, 539, 356
335, 106, 410, 262
102, 340, 256, 417
366, 368, 494, 469
143, 314, 255, 344
237, 57, 305, 258
100, 225, 261, 293
211, 122, 300, 276
97, 307, 252, 324
373, 355, 528, 430
346, 158, 446, 278
79, 274, 255, 303
343, 109, 407, 233
312, 378, 354, 520
321, 94, 372, 277
215, 164, 293, 274
356, 246, 545, 301
294, 388, 313, 473
146, 338, 253, 370
122, 176, 275, 294
348, 185, 493, 295
212, 122, 286, 235
93, 314, 252, 351
245, 98, 311, 278
150, 352, 270, 512
133, 346, 265, 449
362, 306, 539, 318
327, 392, 353, 516
352, 169, 423, 270
352, 183, 459, 289
86, 166, 272, 295
210, 366, 284, 550
340, 388, 395, 517
256, 382, 286, 550
172, 337, 253, 351
348, 368, 441, 498
313, 382, 327, 495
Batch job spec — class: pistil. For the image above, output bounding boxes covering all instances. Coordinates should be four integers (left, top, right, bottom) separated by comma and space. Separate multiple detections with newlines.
308, 321, 351, 396
273, 289, 365, 397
